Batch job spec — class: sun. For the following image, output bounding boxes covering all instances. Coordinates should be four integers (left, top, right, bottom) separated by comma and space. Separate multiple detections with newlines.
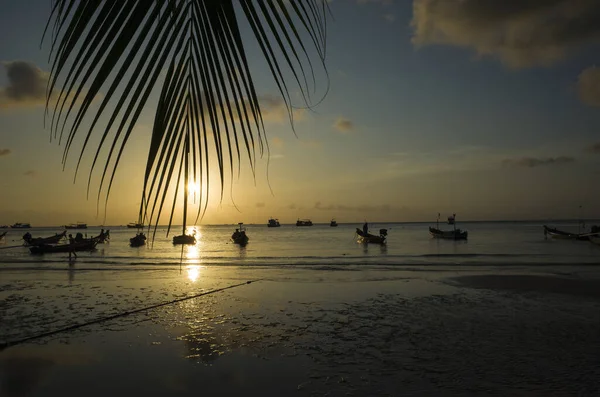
188, 181, 200, 197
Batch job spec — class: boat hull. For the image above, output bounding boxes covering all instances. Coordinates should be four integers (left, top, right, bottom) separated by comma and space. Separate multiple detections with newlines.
429, 227, 468, 240
173, 234, 196, 245
590, 236, 600, 246
29, 241, 97, 254
356, 228, 386, 244
130, 235, 146, 247
543, 225, 588, 241
24, 231, 67, 246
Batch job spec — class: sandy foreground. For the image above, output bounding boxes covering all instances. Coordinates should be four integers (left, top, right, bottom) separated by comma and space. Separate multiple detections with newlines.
1, 265, 600, 396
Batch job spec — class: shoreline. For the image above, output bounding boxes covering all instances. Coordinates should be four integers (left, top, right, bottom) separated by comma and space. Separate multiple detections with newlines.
1, 265, 600, 395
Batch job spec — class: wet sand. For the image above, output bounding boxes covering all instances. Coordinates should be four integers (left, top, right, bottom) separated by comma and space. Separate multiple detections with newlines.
1, 265, 600, 396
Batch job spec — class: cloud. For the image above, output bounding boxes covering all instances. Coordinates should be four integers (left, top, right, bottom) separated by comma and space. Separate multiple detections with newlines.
271, 136, 284, 148
357, 0, 394, 5
333, 117, 353, 133
258, 94, 305, 123
585, 142, 600, 153
314, 201, 392, 213
255, 202, 265, 208
411, 0, 600, 68
23, 170, 37, 177
0, 61, 49, 108
502, 156, 575, 168
0, 148, 11, 156
383, 14, 396, 23
299, 139, 322, 149
578, 67, 600, 107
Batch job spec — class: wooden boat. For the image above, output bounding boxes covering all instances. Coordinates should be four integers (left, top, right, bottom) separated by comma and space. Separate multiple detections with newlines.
92, 230, 110, 243
543, 225, 589, 241
29, 240, 98, 254
127, 222, 144, 229
429, 213, 468, 240
267, 218, 281, 227
11, 222, 31, 228
296, 219, 313, 226
356, 228, 387, 244
0, 231, 6, 240
173, 234, 196, 245
330, 219, 338, 227
23, 231, 67, 246
231, 223, 249, 245
64, 222, 87, 229
429, 227, 468, 240
130, 233, 146, 247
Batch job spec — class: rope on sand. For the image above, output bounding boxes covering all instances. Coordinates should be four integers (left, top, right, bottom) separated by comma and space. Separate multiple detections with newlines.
0, 279, 262, 351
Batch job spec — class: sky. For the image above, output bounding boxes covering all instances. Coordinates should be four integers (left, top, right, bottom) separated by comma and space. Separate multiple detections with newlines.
1, 0, 600, 226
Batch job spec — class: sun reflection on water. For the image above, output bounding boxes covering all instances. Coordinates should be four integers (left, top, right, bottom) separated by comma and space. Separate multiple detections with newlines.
186, 265, 204, 282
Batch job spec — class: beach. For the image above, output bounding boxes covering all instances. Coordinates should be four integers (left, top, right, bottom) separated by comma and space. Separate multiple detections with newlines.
2, 263, 600, 396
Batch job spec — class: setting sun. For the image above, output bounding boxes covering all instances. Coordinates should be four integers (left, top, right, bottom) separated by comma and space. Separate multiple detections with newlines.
188, 182, 200, 198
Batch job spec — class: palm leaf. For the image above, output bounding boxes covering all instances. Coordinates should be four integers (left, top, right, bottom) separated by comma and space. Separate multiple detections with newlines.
45, 0, 329, 239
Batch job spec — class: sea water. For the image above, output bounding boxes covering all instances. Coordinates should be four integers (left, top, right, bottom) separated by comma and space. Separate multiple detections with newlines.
1, 221, 599, 270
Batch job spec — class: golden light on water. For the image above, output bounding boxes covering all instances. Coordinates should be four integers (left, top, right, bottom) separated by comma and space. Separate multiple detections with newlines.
186, 265, 203, 282
186, 244, 200, 260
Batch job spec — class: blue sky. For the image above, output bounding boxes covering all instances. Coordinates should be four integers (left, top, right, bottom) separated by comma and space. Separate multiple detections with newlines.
1, 0, 599, 226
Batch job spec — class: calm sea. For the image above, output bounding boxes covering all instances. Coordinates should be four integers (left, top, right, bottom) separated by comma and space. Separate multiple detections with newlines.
1, 221, 599, 270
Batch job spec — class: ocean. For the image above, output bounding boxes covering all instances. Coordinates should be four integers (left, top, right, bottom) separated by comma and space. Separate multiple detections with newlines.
1, 220, 599, 269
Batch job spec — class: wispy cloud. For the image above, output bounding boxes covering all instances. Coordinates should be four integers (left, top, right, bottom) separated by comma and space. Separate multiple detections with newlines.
258, 94, 305, 123
585, 142, 600, 153
502, 156, 576, 168
411, 0, 600, 68
0, 61, 48, 108
357, 0, 394, 5
578, 67, 600, 107
314, 201, 392, 213
383, 14, 396, 23
299, 139, 322, 149
271, 136, 284, 148
0, 148, 11, 156
333, 117, 354, 133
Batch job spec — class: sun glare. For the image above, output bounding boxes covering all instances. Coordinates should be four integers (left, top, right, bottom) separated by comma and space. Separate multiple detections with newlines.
188, 182, 200, 197
186, 265, 202, 282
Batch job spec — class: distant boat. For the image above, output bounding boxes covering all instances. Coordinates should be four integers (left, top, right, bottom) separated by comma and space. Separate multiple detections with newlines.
23, 231, 67, 246
543, 225, 589, 241
231, 223, 249, 245
130, 233, 147, 247
64, 222, 87, 229
11, 223, 31, 229
30, 240, 97, 254
173, 234, 196, 245
330, 219, 338, 227
127, 222, 144, 229
430, 213, 468, 240
356, 228, 387, 244
296, 219, 313, 226
267, 218, 281, 228
429, 227, 468, 240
